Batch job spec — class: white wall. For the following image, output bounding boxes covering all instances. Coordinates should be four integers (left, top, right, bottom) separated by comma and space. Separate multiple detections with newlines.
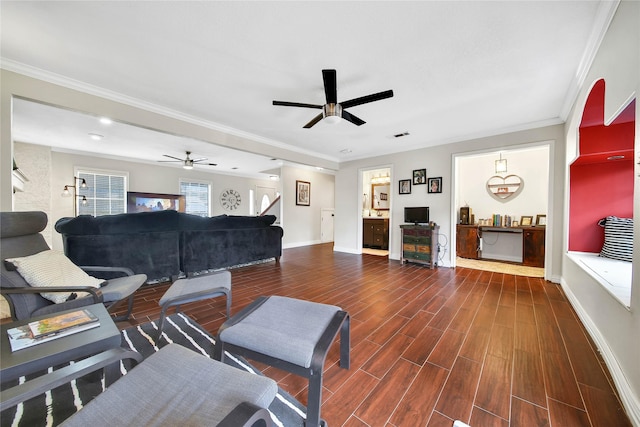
562, 1, 639, 422
457, 146, 549, 222
281, 165, 335, 248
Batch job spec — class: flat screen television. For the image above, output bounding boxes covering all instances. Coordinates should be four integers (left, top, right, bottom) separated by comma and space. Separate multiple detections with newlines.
127, 192, 186, 213
404, 206, 429, 224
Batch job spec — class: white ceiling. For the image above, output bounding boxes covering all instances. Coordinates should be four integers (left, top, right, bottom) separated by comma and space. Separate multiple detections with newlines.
1, 1, 612, 177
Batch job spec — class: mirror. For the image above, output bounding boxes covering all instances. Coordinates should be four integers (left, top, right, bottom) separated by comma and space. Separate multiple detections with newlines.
371, 184, 390, 210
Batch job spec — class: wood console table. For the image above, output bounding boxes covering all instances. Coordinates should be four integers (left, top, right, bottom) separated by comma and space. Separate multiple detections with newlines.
456, 225, 545, 268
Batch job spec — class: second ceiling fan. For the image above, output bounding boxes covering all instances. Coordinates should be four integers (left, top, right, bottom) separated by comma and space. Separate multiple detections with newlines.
159, 151, 217, 170
273, 69, 394, 128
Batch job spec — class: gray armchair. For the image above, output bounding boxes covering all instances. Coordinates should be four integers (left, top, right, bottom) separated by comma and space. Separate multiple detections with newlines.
1, 344, 277, 427
1, 211, 146, 321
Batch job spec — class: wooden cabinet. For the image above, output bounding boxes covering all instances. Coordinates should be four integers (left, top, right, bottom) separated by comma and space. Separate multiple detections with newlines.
523, 227, 545, 267
456, 225, 479, 259
400, 225, 439, 268
363, 218, 389, 250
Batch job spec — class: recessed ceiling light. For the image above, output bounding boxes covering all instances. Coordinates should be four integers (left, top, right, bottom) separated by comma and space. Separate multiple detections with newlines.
88, 133, 104, 141
607, 155, 625, 160
99, 117, 112, 125
231, 167, 238, 170
394, 131, 410, 138
269, 175, 279, 181
340, 149, 352, 154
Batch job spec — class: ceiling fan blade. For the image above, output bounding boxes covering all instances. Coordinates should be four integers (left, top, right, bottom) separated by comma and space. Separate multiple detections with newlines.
162, 154, 183, 161
273, 100, 323, 109
342, 110, 366, 126
341, 90, 394, 109
322, 69, 337, 104
303, 113, 324, 128
192, 157, 208, 163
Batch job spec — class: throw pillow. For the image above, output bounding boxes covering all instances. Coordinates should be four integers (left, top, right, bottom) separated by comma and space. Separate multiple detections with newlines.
5, 250, 104, 303
599, 216, 633, 262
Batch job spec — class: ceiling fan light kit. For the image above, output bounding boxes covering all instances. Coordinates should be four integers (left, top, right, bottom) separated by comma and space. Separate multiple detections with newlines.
273, 69, 394, 128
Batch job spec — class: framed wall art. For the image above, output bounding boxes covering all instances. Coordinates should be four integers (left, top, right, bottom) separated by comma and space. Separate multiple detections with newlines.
412, 169, 426, 185
295, 180, 310, 206
428, 177, 442, 194
399, 179, 411, 194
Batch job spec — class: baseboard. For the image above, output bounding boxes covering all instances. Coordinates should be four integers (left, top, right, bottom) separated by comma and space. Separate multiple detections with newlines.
282, 240, 322, 249
332, 245, 360, 255
560, 278, 640, 426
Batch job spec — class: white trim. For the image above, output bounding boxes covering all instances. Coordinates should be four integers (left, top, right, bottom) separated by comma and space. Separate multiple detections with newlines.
560, 277, 640, 426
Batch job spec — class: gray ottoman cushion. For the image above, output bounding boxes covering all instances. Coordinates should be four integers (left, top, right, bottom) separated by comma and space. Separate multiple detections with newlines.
60, 344, 277, 426
159, 271, 231, 307
220, 296, 341, 368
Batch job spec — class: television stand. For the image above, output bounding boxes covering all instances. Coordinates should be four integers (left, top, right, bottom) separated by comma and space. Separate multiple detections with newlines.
400, 224, 439, 269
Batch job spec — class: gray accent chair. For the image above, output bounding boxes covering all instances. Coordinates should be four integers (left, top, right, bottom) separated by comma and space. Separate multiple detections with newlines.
1, 211, 146, 321
1, 344, 277, 427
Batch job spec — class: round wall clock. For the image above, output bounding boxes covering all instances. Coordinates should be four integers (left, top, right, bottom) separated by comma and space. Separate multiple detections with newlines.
220, 188, 241, 211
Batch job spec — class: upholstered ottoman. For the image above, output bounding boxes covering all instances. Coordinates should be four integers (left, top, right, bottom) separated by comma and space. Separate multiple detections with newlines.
157, 271, 231, 338
216, 296, 350, 427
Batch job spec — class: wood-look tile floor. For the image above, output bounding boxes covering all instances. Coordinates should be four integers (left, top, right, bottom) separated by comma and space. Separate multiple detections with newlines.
114, 243, 631, 427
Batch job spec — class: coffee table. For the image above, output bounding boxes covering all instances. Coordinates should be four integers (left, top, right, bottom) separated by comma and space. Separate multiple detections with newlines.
1, 304, 121, 384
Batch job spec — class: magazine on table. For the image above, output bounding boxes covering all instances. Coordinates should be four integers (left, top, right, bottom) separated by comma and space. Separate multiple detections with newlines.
7, 309, 100, 352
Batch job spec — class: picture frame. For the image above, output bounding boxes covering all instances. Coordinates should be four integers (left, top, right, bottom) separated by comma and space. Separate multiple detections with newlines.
295, 180, 310, 206
428, 177, 442, 194
412, 169, 426, 185
536, 214, 547, 226
399, 179, 411, 194
520, 215, 533, 226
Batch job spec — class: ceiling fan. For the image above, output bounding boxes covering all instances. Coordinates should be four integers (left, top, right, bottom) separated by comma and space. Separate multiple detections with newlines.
159, 151, 217, 170
273, 69, 394, 128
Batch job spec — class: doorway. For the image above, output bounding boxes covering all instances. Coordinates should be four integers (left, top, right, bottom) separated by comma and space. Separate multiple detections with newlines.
361, 167, 391, 257
452, 144, 551, 277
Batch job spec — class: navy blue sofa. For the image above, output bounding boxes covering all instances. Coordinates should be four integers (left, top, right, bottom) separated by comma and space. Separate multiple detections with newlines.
55, 210, 283, 283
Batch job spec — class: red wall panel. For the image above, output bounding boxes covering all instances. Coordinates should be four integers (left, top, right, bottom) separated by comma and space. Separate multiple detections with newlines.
568, 79, 635, 252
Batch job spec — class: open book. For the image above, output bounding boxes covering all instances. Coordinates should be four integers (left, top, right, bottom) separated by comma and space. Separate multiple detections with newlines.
7, 309, 100, 352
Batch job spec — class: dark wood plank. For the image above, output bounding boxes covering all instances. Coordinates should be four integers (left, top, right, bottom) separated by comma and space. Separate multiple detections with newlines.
434, 356, 482, 421
354, 358, 421, 425
389, 362, 449, 426
511, 396, 550, 426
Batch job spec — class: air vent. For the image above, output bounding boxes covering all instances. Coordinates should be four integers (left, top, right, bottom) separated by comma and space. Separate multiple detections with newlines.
394, 132, 410, 138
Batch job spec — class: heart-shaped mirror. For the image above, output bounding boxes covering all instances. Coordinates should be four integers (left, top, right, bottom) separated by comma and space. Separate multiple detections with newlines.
486, 175, 524, 202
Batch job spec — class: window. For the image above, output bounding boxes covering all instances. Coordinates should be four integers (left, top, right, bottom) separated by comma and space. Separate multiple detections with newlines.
77, 170, 127, 216
180, 179, 210, 217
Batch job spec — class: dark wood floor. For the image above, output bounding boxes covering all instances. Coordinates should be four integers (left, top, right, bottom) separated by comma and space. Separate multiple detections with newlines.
114, 243, 631, 427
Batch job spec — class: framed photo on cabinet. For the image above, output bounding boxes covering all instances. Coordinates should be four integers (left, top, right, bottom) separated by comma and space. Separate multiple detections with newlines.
520, 216, 533, 226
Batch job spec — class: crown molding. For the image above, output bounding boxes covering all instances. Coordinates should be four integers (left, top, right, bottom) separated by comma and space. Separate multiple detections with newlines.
558, 0, 620, 121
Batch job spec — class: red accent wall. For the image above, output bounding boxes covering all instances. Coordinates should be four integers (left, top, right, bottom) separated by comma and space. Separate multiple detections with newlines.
569, 79, 636, 252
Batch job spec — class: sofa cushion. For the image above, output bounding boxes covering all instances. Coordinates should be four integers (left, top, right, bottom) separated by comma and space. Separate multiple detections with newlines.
55, 210, 180, 235
178, 214, 277, 230
5, 250, 104, 303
